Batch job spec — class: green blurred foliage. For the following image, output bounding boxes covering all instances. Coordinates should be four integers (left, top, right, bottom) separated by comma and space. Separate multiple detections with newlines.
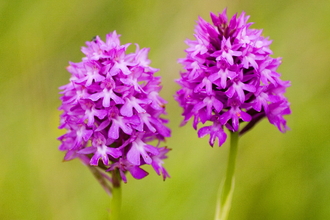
1, 0, 330, 219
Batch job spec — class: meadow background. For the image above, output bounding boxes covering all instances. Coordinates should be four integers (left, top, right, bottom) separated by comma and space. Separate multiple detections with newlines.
1, 0, 330, 219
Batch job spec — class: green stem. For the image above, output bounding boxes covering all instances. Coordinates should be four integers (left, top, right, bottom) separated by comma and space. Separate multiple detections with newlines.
215, 131, 239, 220
109, 169, 121, 220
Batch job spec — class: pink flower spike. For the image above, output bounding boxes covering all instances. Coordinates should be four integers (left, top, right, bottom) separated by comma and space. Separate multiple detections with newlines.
58, 31, 171, 187
175, 10, 290, 146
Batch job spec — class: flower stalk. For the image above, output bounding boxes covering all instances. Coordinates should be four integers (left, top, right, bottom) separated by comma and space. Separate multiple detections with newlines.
215, 131, 239, 220
109, 169, 121, 220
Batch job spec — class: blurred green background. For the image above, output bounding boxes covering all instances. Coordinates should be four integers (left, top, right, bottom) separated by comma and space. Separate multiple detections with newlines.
1, 0, 330, 219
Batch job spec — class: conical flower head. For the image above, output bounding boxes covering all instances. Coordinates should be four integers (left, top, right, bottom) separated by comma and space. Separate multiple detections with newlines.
175, 9, 291, 147
58, 31, 171, 186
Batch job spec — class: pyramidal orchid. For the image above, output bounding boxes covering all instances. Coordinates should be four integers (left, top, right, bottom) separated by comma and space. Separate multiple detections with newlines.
58, 31, 171, 219
175, 9, 291, 220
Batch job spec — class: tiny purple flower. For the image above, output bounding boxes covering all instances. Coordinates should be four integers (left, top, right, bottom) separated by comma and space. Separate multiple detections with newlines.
175, 9, 291, 147
58, 31, 171, 185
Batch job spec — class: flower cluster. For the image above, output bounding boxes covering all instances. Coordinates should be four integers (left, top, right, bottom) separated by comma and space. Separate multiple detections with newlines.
175, 9, 291, 147
58, 31, 171, 183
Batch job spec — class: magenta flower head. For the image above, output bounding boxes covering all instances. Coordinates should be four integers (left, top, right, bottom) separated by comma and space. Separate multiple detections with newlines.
58, 31, 171, 192
175, 9, 291, 147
